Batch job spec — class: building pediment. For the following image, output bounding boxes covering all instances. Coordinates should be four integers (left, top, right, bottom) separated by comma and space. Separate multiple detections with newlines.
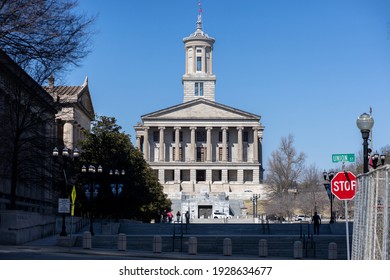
142, 99, 260, 121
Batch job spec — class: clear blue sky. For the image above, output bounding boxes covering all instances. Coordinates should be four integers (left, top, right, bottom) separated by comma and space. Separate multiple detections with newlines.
65, 0, 390, 174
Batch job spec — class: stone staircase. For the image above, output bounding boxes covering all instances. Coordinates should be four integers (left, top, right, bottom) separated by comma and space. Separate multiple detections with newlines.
73, 222, 352, 259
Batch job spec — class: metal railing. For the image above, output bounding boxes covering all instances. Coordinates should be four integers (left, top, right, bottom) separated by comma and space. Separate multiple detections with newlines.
351, 165, 390, 260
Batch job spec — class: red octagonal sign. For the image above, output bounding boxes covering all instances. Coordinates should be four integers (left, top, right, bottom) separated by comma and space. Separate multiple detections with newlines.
331, 171, 357, 200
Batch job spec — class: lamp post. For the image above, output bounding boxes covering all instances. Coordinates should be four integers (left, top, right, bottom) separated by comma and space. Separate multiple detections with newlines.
110, 169, 125, 222
251, 194, 260, 221
323, 171, 335, 224
356, 113, 374, 173
52, 146, 80, 236
82, 164, 102, 235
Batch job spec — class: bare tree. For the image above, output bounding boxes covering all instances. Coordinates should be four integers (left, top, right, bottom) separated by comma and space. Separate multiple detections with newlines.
0, 0, 95, 84
297, 164, 327, 216
265, 134, 306, 197
0, 68, 57, 210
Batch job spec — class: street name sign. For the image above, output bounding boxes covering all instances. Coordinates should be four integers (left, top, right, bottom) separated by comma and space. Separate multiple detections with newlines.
332, 154, 355, 163
331, 171, 357, 200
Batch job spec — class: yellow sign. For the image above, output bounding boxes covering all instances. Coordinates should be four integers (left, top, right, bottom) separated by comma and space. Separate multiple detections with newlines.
71, 185, 76, 204
71, 185, 76, 217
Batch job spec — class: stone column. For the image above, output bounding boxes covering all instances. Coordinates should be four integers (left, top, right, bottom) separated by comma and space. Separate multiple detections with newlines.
192, 46, 196, 73
190, 127, 197, 162
202, 46, 206, 72
136, 135, 141, 150
237, 127, 243, 162
63, 121, 74, 150
210, 48, 213, 74
174, 127, 181, 161
206, 127, 212, 162
253, 127, 259, 163
143, 127, 149, 161
222, 127, 228, 162
158, 127, 165, 162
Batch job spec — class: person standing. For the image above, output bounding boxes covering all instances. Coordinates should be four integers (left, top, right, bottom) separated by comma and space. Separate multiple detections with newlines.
176, 211, 181, 223
312, 212, 321, 235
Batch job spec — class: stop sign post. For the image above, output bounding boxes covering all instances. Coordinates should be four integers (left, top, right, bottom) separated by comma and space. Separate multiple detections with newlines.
330, 170, 356, 260
331, 171, 357, 200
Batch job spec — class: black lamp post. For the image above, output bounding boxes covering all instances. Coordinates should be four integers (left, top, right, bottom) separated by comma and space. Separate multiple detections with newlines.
82, 164, 102, 235
251, 194, 260, 220
110, 169, 125, 222
323, 171, 335, 224
356, 113, 374, 173
52, 146, 79, 236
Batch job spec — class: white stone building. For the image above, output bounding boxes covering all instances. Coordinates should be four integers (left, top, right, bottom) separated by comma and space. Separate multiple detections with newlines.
134, 14, 265, 219
46, 76, 95, 150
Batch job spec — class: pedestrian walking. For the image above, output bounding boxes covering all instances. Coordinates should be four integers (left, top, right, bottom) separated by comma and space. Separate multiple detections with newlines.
185, 211, 190, 224
312, 212, 321, 235
176, 211, 181, 223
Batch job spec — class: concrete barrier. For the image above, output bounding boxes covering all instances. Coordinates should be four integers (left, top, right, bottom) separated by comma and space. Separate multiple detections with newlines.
188, 237, 197, 255
328, 242, 337, 260
259, 239, 268, 257
223, 238, 232, 256
83, 231, 92, 249
293, 240, 303, 259
118, 233, 126, 251
153, 235, 162, 253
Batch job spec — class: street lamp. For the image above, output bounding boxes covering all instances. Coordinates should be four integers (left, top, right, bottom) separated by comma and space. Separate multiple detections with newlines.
356, 113, 374, 173
82, 164, 102, 235
323, 171, 335, 224
369, 152, 386, 169
251, 194, 260, 221
110, 169, 125, 222
52, 146, 79, 236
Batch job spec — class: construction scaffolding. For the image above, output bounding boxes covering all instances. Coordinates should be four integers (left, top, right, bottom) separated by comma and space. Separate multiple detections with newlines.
352, 165, 390, 260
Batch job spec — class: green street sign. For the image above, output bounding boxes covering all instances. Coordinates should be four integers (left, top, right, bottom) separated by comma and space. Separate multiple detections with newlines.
332, 153, 355, 163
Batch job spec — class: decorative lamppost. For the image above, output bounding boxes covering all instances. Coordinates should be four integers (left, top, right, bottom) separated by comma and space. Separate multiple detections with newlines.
323, 171, 335, 223
251, 194, 260, 220
82, 164, 102, 235
356, 113, 374, 173
110, 169, 125, 222
52, 147, 80, 236
369, 152, 386, 169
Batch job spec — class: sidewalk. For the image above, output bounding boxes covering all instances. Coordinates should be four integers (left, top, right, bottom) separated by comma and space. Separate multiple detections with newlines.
0, 234, 288, 260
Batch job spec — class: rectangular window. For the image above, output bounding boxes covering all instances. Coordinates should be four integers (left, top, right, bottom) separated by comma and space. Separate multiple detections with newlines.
243, 131, 249, 142
196, 170, 206, 181
228, 170, 237, 182
197, 56, 202, 71
164, 170, 174, 182
218, 147, 229, 161
180, 170, 190, 181
212, 170, 222, 182
173, 147, 183, 161
244, 170, 253, 182
196, 131, 205, 142
194, 82, 204, 96
196, 147, 206, 162
153, 131, 159, 142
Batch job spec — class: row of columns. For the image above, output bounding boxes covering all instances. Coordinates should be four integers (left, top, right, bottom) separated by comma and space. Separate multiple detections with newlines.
137, 126, 261, 163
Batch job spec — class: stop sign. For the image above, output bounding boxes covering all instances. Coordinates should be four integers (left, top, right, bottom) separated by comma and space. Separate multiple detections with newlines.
331, 171, 357, 200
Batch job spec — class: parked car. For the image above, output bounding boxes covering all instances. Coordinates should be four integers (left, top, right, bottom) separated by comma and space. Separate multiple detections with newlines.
213, 212, 232, 219
294, 215, 309, 221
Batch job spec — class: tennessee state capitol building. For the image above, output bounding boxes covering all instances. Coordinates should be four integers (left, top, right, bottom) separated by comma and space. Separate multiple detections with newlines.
134, 12, 265, 219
